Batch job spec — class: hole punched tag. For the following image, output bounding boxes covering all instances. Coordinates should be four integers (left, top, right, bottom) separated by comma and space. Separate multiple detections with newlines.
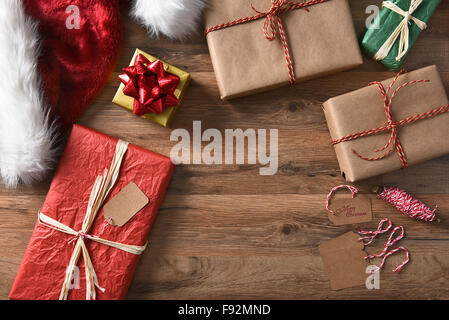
103, 182, 149, 227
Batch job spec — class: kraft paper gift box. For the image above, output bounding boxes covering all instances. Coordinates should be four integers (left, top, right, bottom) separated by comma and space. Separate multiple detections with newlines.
112, 48, 190, 127
204, 0, 363, 100
323, 65, 449, 182
9, 125, 175, 300
361, 0, 441, 71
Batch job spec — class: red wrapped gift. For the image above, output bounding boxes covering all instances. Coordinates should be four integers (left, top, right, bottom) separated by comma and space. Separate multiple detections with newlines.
9, 125, 175, 300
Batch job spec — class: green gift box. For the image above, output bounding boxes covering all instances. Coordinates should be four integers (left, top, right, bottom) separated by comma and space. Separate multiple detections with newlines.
361, 0, 440, 70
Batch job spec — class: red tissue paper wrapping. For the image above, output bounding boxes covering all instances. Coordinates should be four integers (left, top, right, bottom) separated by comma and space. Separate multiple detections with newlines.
9, 124, 175, 300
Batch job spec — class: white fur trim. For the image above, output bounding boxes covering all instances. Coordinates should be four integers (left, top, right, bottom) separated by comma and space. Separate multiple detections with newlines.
0, 0, 58, 188
130, 0, 208, 39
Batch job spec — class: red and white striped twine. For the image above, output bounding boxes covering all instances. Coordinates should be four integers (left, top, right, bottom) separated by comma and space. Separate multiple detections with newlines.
331, 69, 449, 168
359, 221, 410, 273
326, 184, 359, 215
378, 186, 437, 222
358, 218, 392, 246
204, 0, 329, 85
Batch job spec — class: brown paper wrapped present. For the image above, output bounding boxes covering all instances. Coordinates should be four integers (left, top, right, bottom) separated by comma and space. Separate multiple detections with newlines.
204, 0, 363, 99
323, 65, 449, 182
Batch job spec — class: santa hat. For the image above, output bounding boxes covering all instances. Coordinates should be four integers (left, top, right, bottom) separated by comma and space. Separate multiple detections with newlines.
0, 0, 207, 188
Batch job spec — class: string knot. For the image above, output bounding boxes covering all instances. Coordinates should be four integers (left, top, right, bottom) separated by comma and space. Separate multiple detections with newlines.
388, 120, 397, 129
251, 0, 298, 83
77, 231, 87, 240
358, 218, 392, 246
252, 0, 287, 41
404, 11, 411, 22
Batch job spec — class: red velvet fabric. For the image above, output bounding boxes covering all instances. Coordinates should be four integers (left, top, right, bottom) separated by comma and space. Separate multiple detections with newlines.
23, 0, 123, 130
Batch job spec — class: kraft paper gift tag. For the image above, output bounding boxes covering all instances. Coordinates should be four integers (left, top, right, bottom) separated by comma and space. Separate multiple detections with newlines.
319, 231, 370, 290
327, 195, 372, 226
103, 182, 149, 227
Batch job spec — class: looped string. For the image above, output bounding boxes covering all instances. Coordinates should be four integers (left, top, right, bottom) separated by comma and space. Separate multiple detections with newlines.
331, 69, 449, 168
38, 140, 148, 300
326, 185, 359, 215
204, 0, 329, 85
364, 225, 410, 273
251, 0, 295, 83
358, 218, 392, 246
374, 0, 427, 62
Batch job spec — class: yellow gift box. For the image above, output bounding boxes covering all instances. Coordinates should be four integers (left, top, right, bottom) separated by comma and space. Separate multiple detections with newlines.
112, 49, 190, 127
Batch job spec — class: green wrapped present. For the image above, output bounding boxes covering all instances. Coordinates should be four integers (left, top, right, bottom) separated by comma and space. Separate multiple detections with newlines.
361, 0, 440, 70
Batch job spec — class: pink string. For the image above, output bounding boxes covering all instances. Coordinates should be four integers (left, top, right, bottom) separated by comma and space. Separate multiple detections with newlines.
96, 218, 113, 238
378, 186, 437, 222
358, 218, 392, 246
326, 185, 359, 215
364, 225, 410, 273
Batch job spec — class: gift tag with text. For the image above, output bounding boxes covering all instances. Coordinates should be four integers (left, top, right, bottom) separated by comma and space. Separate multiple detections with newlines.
319, 231, 370, 290
103, 182, 149, 227
328, 195, 372, 225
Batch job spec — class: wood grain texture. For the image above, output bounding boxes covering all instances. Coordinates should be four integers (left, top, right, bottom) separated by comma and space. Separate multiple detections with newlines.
1, 1, 449, 299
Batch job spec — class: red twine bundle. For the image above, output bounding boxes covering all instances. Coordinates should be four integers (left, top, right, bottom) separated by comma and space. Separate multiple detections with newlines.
358, 219, 410, 273
378, 186, 437, 222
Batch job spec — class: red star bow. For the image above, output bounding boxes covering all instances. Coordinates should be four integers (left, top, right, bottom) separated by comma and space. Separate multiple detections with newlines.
119, 54, 180, 115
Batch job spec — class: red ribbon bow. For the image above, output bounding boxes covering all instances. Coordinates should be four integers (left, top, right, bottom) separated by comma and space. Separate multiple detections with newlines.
331, 69, 449, 168
119, 54, 180, 116
204, 0, 329, 85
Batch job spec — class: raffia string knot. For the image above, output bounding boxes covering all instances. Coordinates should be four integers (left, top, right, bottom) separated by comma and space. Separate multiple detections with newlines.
374, 0, 427, 62
38, 139, 148, 300
403, 11, 411, 22
77, 231, 87, 239
204, 0, 329, 85
331, 69, 449, 169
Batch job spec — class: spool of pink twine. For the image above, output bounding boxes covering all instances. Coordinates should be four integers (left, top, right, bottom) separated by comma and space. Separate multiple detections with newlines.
374, 186, 438, 222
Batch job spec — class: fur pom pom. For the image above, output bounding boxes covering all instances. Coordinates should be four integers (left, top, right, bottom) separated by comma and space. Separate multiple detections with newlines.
0, 0, 58, 188
130, 0, 208, 39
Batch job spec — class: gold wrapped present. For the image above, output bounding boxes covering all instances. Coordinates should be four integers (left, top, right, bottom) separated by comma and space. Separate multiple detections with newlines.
112, 49, 190, 127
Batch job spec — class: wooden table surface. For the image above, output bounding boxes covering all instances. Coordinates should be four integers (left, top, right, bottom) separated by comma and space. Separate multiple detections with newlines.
1, 1, 449, 300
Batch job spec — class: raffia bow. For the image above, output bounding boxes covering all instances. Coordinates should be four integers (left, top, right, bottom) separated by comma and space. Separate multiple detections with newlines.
374, 0, 427, 62
38, 140, 147, 300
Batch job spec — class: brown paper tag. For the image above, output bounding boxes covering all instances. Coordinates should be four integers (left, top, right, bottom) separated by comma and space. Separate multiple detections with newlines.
328, 195, 372, 225
319, 232, 370, 290
103, 182, 149, 227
